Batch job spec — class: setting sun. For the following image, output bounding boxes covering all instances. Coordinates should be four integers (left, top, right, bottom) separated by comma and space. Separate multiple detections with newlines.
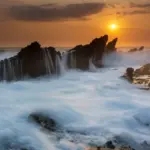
110, 24, 118, 30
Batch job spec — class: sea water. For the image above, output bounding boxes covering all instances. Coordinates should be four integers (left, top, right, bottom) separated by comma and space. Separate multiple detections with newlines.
0, 48, 150, 150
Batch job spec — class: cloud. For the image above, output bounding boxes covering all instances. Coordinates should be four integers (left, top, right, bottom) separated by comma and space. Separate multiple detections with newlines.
8, 3, 105, 21
117, 10, 150, 16
115, 2, 150, 17
130, 2, 150, 8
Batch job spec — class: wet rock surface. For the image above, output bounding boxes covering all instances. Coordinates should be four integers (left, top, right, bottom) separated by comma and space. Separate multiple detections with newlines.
66, 35, 108, 70
28, 113, 59, 132
0, 35, 119, 82
0, 42, 61, 81
134, 64, 150, 76
122, 64, 150, 88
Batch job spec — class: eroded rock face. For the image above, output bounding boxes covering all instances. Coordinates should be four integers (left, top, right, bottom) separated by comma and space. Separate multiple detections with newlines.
0, 35, 117, 81
66, 35, 108, 70
0, 42, 61, 81
106, 38, 118, 53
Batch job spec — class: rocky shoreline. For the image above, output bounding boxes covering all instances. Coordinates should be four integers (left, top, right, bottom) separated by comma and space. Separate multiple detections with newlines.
0, 35, 118, 82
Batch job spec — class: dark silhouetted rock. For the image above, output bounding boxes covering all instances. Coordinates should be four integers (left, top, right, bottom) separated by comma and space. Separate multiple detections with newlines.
66, 35, 108, 70
0, 41, 61, 81
128, 48, 138, 52
106, 38, 118, 53
0, 35, 115, 81
139, 46, 144, 51
28, 113, 58, 132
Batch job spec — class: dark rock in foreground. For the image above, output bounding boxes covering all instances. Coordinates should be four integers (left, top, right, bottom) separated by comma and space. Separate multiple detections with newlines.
28, 113, 59, 132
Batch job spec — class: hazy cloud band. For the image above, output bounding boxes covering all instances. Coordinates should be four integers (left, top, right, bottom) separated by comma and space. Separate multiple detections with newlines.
9, 3, 105, 21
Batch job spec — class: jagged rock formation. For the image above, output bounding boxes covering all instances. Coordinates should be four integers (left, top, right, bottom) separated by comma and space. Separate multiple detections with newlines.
0, 35, 118, 82
0, 42, 61, 81
105, 38, 118, 53
66, 35, 108, 70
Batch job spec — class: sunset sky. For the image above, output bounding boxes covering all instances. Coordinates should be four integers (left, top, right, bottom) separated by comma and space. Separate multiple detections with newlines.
0, 0, 150, 47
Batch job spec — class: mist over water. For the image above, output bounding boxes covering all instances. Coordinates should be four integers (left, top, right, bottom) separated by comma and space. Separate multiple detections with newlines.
0, 48, 150, 150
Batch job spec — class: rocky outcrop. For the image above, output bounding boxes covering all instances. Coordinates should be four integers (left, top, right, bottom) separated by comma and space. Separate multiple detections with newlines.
123, 64, 150, 88
129, 46, 144, 52
66, 35, 108, 70
0, 35, 118, 81
0, 42, 61, 81
134, 64, 150, 76
105, 38, 118, 53
133, 64, 150, 87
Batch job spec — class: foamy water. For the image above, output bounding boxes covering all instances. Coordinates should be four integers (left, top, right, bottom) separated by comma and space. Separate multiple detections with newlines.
0, 49, 150, 150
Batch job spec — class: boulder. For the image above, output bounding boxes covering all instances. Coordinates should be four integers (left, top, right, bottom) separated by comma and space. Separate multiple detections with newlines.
28, 113, 58, 132
106, 38, 118, 53
65, 35, 108, 70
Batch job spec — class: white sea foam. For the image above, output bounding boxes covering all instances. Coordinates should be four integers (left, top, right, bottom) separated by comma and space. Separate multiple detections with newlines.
0, 49, 150, 149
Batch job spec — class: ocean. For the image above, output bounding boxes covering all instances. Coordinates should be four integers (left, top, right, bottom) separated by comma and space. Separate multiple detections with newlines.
0, 48, 150, 150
